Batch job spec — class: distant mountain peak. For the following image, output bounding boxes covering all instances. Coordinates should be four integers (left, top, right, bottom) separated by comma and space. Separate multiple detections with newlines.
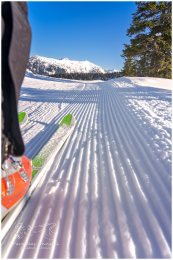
58, 57, 70, 61
27, 55, 106, 76
62, 57, 70, 61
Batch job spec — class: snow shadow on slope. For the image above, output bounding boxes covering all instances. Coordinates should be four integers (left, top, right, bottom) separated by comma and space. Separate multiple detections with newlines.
20, 87, 100, 104
117, 86, 171, 103
25, 121, 59, 158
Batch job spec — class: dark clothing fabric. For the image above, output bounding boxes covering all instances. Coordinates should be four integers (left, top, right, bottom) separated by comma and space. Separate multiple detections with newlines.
1, 2, 31, 162
9, 2, 31, 101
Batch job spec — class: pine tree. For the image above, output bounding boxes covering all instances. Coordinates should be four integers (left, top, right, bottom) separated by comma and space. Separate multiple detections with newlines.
122, 1, 172, 78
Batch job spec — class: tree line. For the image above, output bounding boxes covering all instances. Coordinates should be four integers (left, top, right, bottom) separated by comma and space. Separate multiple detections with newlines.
51, 71, 123, 81
122, 1, 172, 78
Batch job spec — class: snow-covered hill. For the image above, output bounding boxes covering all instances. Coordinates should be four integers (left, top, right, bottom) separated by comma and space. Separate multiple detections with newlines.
2, 76, 172, 258
27, 55, 106, 76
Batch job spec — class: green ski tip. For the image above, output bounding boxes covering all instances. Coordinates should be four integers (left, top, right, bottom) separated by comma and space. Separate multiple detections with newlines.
32, 113, 74, 178
32, 156, 45, 178
18, 111, 27, 123
32, 169, 39, 178
60, 113, 73, 126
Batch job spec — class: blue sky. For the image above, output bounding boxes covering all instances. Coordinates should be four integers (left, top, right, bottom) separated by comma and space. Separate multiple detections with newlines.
28, 1, 136, 70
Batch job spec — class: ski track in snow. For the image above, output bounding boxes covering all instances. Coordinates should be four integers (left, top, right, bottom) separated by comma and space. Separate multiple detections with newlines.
2, 77, 172, 258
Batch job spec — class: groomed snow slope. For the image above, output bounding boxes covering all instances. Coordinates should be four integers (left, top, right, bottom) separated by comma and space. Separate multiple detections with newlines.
2, 76, 172, 258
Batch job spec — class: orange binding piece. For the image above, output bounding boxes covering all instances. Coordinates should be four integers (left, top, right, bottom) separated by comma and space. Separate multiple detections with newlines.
1, 156, 32, 214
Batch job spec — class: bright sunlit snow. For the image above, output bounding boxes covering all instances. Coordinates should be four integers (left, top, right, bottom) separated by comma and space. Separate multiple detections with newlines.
2, 74, 172, 258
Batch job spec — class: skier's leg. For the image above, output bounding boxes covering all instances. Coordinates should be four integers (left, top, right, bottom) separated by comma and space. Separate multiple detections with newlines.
1, 2, 31, 162
1, 2, 32, 217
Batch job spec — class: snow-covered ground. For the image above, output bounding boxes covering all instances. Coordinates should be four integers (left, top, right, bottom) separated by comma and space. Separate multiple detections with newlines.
2, 75, 172, 258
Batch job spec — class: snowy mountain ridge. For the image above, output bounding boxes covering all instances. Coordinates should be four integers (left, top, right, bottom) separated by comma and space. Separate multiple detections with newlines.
27, 55, 106, 76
